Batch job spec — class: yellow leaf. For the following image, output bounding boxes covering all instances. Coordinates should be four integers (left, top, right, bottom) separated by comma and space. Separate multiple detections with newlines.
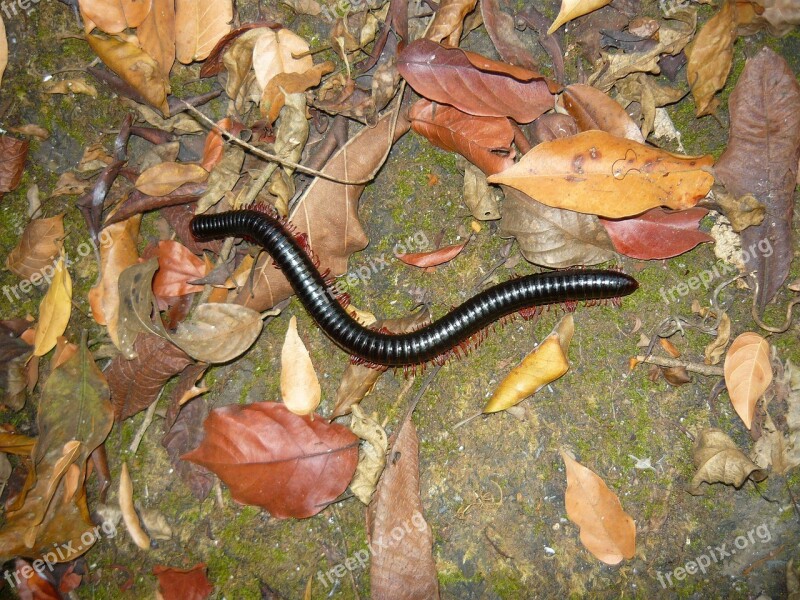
488, 130, 714, 218
135, 162, 208, 196
561, 450, 636, 564
686, 0, 736, 116
280, 316, 321, 416
723, 332, 772, 429
484, 314, 573, 413
33, 256, 72, 357
548, 0, 612, 34
0, 14, 7, 88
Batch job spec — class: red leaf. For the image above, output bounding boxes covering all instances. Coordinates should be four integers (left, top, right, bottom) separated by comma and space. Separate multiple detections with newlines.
183, 402, 358, 518
409, 99, 514, 175
599, 207, 712, 260
153, 563, 213, 600
152, 240, 209, 305
397, 39, 556, 123
396, 241, 467, 268
0, 135, 29, 194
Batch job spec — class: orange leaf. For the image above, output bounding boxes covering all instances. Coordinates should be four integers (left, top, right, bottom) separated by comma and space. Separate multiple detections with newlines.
562, 450, 636, 565
723, 332, 772, 429
152, 240, 209, 303
137, 0, 176, 77
135, 162, 208, 197
175, 0, 233, 64
280, 316, 321, 416
488, 130, 714, 218
396, 241, 467, 268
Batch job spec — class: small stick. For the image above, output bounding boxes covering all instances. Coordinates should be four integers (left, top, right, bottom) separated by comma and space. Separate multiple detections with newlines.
634, 355, 723, 377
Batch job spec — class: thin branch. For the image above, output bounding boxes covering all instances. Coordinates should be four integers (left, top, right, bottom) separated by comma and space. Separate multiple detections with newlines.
634, 355, 724, 377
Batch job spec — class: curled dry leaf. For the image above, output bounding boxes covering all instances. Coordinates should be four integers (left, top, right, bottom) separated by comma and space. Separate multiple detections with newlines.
6, 215, 65, 280
484, 313, 573, 413
688, 428, 767, 495
183, 402, 359, 518
489, 130, 715, 219
33, 256, 72, 357
280, 316, 321, 416
0, 135, 29, 194
397, 242, 467, 268
425, 0, 478, 46
175, 0, 233, 64
397, 39, 556, 124
560, 83, 644, 142
170, 303, 263, 364
480, 0, 539, 72
724, 332, 772, 429
348, 405, 388, 504
561, 450, 636, 565
135, 162, 208, 197
548, 0, 612, 34
463, 162, 500, 220
119, 463, 151, 549
260, 61, 335, 122
704, 312, 731, 366
685, 0, 735, 116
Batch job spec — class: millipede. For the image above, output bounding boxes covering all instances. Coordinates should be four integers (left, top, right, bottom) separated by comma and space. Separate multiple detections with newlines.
191, 208, 639, 367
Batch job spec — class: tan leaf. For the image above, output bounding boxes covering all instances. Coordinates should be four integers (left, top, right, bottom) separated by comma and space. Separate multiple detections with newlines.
86, 34, 170, 116
78, 0, 128, 33
685, 0, 735, 116
221, 28, 265, 110
561, 450, 636, 565
137, 0, 176, 77
135, 162, 208, 196
6, 215, 65, 281
44, 79, 98, 97
33, 256, 72, 357
426, 0, 478, 46
724, 332, 772, 429
560, 83, 644, 142
688, 428, 767, 494
170, 303, 263, 363
548, 0, 612, 34
463, 163, 500, 220
736, 0, 800, 36
348, 405, 388, 504
704, 312, 731, 365
260, 61, 335, 122
175, 0, 233, 64
252, 28, 313, 90
0, 14, 7, 87
280, 316, 321, 416
119, 463, 150, 549
8, 124, 50, 141
484, 314, 573, 413
488, 130, 714, 218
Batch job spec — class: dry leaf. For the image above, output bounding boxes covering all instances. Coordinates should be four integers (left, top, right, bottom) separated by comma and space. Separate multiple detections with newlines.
260, 61, 334, 122
0, 135, 29, 194
463, 162, 500, 220
560, 83, 644, 142
484, 314, 573, 413
281, 316, 321, 416
137, 0, 176, 77
153, 564, 213, 599
6, 215, 65, 281
426, 0, 478, 46
33, 256, 72, 357
704, 312, 731, 365
396, 242, 467, 268
348, 405, 388, 504
169, 303, 262, 364
724, 332, 772, 429
119, 463, 150, 549
488, 130, 714, 218
136, 162, 208, 196
561, 450, 636, 565
9, 124, 50, 141
175, 0, 233, 63
152, 239, 209, 303
688, 428, 767, 494
685, 0, 735, 116
44, 79, 98, 97
548, 0, 612, 34
252, 28, 313, 90
0, 14, 7, 87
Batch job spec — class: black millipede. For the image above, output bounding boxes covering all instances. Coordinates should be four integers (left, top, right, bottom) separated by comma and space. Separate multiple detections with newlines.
190, 208, 639, 367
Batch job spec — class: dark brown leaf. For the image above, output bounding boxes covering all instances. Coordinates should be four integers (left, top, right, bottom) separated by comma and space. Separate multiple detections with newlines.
599, 208, 712, 260
105, 182, 207, 226
0, 135, 29, 194
714, 47, 800, 311
162, 395, 214, 500
480, 0, 539, 71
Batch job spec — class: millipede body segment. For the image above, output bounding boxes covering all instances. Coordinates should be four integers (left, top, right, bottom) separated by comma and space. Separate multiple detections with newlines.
191, 209, 639, 367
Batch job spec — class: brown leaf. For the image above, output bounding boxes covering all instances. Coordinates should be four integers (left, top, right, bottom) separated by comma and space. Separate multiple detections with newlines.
6, 215, 65, 281
0, 135, 29, 194
562, 450, 636, 565
685, 0, 735, 116
153, 563, 214, 600
175, 0, 233, 64
252, 28, 313, 90
152, 239, 209, 303
409, 99, 514, 176
425, 0, 478, 46
107, 333, 193, 420
397, 241, 467, 268
480, 0, 539, 71
724, 332, 772, 429
162, 393, 213, 499
397, 39, 556, 123
662, 365, 691, 386
499, 187, 616, 268
489, 131, 715, 218
735, 0, 800, 37
260, 61, 335, 122
560, 83, 644, 142
137, 0, 176, 77
119, 462, 150, 549
463, 162, 500, 220
136, 162, 208, 197
348, 405, 388, 504
199, 22, 280, 78
367, 418, 440, 599
0, 14, 7, 87
714, 47, 800, 311
183, 402, 359, 518
688, 428, 767, 494
528, 113, 578, 144
9, 124, 50, 141
170, 303, 263, 364
704, 312, 731, 365
86, 34, 170, 116
599, 207, 712, 260
0, 320, 32, 412
78, 0, 139, 33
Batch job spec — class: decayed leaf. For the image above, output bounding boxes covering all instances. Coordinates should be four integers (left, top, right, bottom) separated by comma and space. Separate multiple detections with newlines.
6, 215, 65, 280
86, 34, 170, 116
426, 0, 478, 46
0, 341, 113, 562
724, 332, 772, 429
107, 333, 193, 420
561, 450, 636, 565
78, 0, 150, 33
153, 564, 214, 600
489, 130, 714, 218
409, 99, 515, 176
33, 256, 72, 357
704, 312, 731, 365
463, 162, 501, 220
252, 28, 313, 90
269, 93, 310, 213
88, 215, 141, 350
183, 402, 359, 518
711, 187, 765, 233
560, 84, 644, 142
137, 0, 176, 77
484, 314, 574, 413
397, 242, 467, 268
549, 0, 611, 34
499, 187, 616, 268
599, 207, 713, 260
280, 316, 321, 416
136, 162, 208, 197
166, 303, 261, 364
0, 320, 32, 412
397, 39, 556, 124
349, 405, 388, 504
162, 395, 214, 500
0, 135, 29, 194
685, 0, 735, 116
367, 418, 439, 599
119, 463, 150, 549
175, 0, 233, 63
44, 78, 99, 97
480, 0, 539, 71
0, 13, 7, 87
688, 428, 767, 494
714, 47, 800, 311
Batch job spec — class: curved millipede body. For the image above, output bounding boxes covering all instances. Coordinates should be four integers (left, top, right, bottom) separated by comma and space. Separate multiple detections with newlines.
191, 209, 638, 367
